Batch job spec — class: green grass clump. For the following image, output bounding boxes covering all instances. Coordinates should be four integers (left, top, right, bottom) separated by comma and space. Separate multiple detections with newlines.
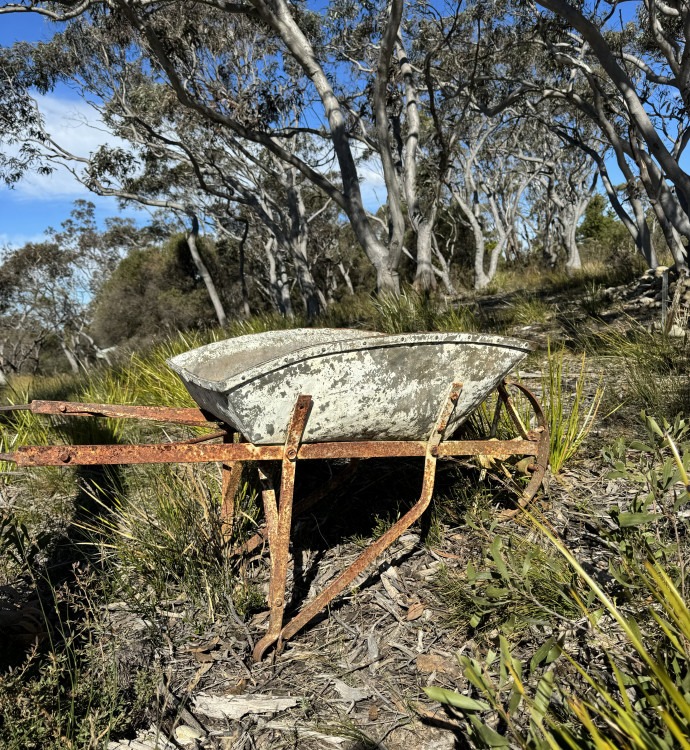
0, 524, 158, 750
587, 323, 690, 419
506, 294, 552, 326
543, 343, 604, 474
81, 462, 260, 622
368, 287, 479, 333
227, 311, 306, 337
318, 286, 480, 333
0, 622, 156, 750
428, 530, 690, 750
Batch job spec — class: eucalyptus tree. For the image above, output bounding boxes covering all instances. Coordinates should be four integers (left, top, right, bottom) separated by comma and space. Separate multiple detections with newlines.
518, 127, 598, 271
0, 0, 423, 293
535, 0, 690, 265
0, 202, 122, 373
546, 118, 659, 267
325, 0, 472, 290
448, 113, 549, 288
458, 0, 690, 271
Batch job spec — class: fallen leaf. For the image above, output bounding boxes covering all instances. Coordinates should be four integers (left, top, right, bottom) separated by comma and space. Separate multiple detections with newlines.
416, 654, 450, 674
406, 602, 426, 621
368, 704, 379, 721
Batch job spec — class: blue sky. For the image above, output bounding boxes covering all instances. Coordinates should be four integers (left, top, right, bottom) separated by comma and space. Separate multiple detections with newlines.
0, 14, 143, 247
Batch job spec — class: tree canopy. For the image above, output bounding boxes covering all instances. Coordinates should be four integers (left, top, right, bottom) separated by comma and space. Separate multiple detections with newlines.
1, 0, 689, 368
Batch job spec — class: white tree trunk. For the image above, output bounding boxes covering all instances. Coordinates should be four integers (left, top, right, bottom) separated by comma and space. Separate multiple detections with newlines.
187, 214, 228, 327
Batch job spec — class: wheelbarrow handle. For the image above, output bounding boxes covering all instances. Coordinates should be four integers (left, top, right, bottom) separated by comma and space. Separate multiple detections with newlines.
0, 404, 31, 413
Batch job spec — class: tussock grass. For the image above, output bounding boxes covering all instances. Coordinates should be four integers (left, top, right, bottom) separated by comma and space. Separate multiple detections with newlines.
543, 343, 604, 474
586, 322, 690, 419
227, 311, 306, 337
505, 293, 552, 326
81, 462, 260, 621
319, 287, 480, 333
368, 287, 480, 333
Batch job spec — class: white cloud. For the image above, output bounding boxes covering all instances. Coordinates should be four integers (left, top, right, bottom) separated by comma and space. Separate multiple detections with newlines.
358, 158, 386, 211
8, 93, 130, 201
0, 230, 48, 248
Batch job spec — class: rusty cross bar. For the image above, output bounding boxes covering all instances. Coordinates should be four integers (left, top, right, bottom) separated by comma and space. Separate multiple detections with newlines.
5, 438, 539, 467
0, 400, 214, 426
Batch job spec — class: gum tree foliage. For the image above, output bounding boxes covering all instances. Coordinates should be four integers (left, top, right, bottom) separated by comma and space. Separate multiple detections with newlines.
0, 0, 416, 293
533, 0, 690, 270
458, 0, 690, 270
0, 201, 123, 374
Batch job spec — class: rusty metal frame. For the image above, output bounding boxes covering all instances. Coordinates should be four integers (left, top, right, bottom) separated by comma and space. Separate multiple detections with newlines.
0, 380, 550, 660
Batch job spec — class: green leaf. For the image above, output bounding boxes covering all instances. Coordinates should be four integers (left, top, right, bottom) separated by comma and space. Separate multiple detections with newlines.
468, 715, 511, 747
630, 440, 654, 453
533, 667, 555, 723
489, 537, 510, 580
423, 686, 490, 712
530, 638, 556, 673
617, 512, 662, 527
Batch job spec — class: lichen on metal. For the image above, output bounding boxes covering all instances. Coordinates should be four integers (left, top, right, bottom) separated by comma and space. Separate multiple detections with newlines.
167, 329, 533, 445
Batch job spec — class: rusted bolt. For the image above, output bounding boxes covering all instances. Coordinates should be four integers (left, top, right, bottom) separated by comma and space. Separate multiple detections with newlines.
59, 405, 67, 413
286, 448, 298, 460
274, 598, 283, 608
430, 446, 439, 457
58, 452, 71, 463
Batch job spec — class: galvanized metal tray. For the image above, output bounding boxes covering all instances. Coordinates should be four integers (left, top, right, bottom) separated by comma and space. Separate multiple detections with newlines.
167, 329, 533, 444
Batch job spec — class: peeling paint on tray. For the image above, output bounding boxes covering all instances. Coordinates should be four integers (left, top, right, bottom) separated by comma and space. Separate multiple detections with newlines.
168, 329, 532, 445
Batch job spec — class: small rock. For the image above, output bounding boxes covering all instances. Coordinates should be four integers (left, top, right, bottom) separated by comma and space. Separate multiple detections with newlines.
667, 324, 687, 338
175, 725, 204, 745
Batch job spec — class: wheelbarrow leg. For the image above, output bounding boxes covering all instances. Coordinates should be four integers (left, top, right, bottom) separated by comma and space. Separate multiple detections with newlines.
254, 382, 463, 660
497, 380, 529, 439
252, 395, 312, 662
220, 434, 244, 543
498, 381, 550, 518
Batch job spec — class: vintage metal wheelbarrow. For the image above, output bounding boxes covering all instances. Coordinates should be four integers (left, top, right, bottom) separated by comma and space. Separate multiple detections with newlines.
0, 329, 549, 661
